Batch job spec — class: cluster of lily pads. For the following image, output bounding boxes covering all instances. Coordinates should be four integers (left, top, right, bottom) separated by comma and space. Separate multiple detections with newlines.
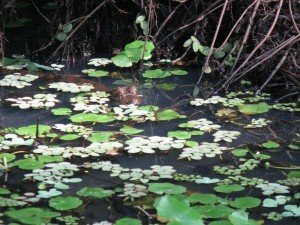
49, 82, 94, 93
6, 93, 59, 109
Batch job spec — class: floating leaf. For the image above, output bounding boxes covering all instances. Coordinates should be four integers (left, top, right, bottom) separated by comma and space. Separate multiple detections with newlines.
154, 195, 204, 225
170, 70, 188, 76
188, 193, 220, 205
87, 70, 109, 77
115, 218, 142, 225
168, 131, 192, 139
120, 126, 144, 135
148, 183, 186, 195
49, 196, 82, 211
238, 103, 271, 115
142, 69, 171, 79
193, 204, 233, 219
5, 207, 60, 225
51, 108, 72, 115
112, 54, 132, 67
157, 109, 186, 121
262, 140, 280, 149
77, 187, 114, 199
88, 132, 113, 142
14, 158, 44, 170
60, 134, 80, 141
70, 113, 115, 123
214, 184, 244, 193
230, 197, 261, 209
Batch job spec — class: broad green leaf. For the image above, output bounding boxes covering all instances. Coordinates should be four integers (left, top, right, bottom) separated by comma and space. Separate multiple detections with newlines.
77, 187, 114, 199
120, 126, 144, 135
230, 197, 261, 209
115, 218, 142, 225
49, 196, 82, 211
51, 108, 72, 115
70, 113, 115, 123
88, 132, 113, 142
238, 103, 271, 115
112, 54, 132, 67
157, 109, 186, 121
148, 183, 186, 195
214, 184, 244, 193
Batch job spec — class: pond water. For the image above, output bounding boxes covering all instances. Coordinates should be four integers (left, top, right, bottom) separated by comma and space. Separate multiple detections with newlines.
0, 63, 299, 225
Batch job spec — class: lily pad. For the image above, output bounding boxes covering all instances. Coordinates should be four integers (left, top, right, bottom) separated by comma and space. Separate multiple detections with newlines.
76, 187, 114, 199
120, 126, 144, 135
157, 109, 186, 121
238, 103, 271, 115
114, 218, 142, 225
51, 108, 72, 115
148, 183, 187, 195
230, 197, 261, 209
214, 184, 245, 193
88, 132, 114, 142
262, 140, 280, 149
49, 196, 82, 211
70, 113, 115, 123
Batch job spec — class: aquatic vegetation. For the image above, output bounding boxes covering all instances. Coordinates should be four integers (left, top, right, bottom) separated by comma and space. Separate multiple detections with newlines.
0, 134, 34, 149
282, 205, 300, 217
125, 136, 186, 153
70, 91, 110, 113
24, 162, 81, 190
50, 63, 65, 71
88, 58, 112, 66
0, 73, 38, 88
52, 123, 93, 137
244, 118, 271, 128
255, 183, 289, 195
213, 130, 241, 142
262, 195, 291, 208
49, 196, 83, 211
6, 93, 59, 109
179, 118, 221, 132
112, 40, 154, 67
118, 183, 148, 201
113, 104, 156, 121
5, 207, 60, 225
190, 96, 227, 106
179, 142, 229, 160
49, 82, 94, 93
77, 187, 114, 199
238, 103, 272, 115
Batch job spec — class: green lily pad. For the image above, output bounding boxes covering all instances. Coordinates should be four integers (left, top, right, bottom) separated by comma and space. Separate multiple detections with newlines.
232, 148, 249, 157
188, 193, 220, 205
230, 197, 261, 209
262, 140, 280, 149
168, 131, 192, 139
193, 204, 233, 219
228, 211, 258, 225
142, 69, 172, 79
148, 183, 187, 195
70, 113, 115, 123
154, 195, 204, 225
49, 196, 82, 211
0, 187, 11, 195
5, 207, 60, 225
120, 126, 144, 135
15, 125, 51, 137
214, 184, 245, 193
156, 83, 177, 91
238, 103, 271, 115
14, 158, 44, 170
88, 132, 114, 142
114, 218, 142, 225
60, 134, 81, 141
76, 187, 114, 199
170, 70, 188, 76
157, 109, 186, 121
51, 108, 72, 116
0, 153, 16, 162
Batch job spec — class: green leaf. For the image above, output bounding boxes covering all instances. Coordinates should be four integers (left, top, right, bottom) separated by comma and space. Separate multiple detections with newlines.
114, 218, 142, 225
157, 109, 186, 121
210, 220, 233, 225
15, 124, 51, 138
136, 15, 145, 23
120, 126, 144, 135
154, 195, 204, 225
214, 50, 225, 59
112, 54, 132, 67
168, 131, 192, 139
262, 140, 280, 149
214, 184, 245, 193
88, 132, 113, 142
170, 70, 188, 76
230, 197, 261, 209
288, 171, 300, 178
70, 113, 115, 123
0, 153, 16, 162
62, 23, 72, 33
14, 158, 44, 170
232, 148, 249, 157
142, 69, 172, 79
49, 196, 82, 211
0, 187, 11, 195
228, 211, 258, 225
60, 133, 80, 141
87, 70, 109, 77
56, 32, 67, 41
148, 183, 187, 195
193, 205, 233, 219
5, 18, 32, 28
188, 193, 220, 205
5, 207, 60, 225
238, 103, 271, 115
51, 108, 72, 115
77, 187, 114, 199
183, 39, 192, 47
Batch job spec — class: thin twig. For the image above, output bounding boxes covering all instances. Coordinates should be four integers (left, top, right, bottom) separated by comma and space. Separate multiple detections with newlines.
256, 48, 290, 94
197, 0, 229, 85
30, 0, 50, 23
46, 0, 110, 63
225, 0, 284, 86
288, 0, 300, 34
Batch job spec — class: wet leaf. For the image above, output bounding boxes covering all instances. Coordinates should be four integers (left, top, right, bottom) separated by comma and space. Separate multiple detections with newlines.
49, 196, 82, 211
